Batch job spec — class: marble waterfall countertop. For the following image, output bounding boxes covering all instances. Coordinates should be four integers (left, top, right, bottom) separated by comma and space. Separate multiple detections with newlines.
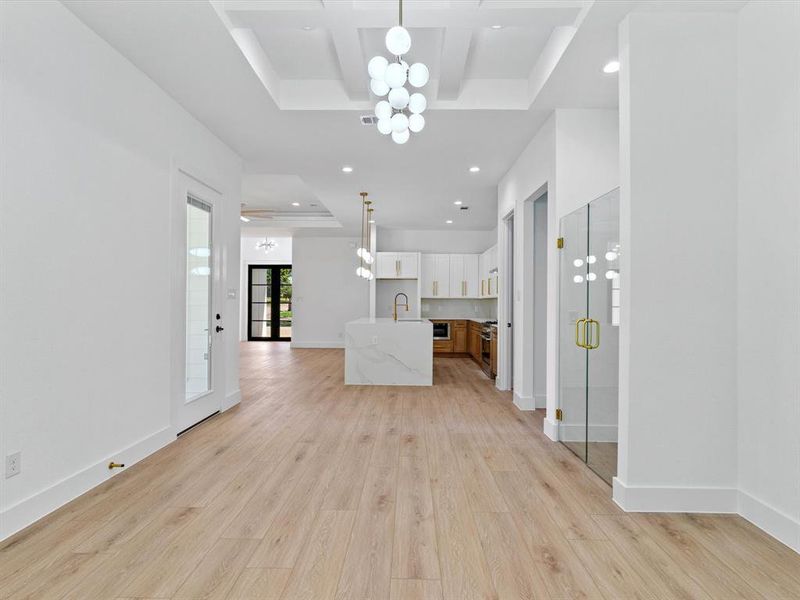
345, 318, 433, 386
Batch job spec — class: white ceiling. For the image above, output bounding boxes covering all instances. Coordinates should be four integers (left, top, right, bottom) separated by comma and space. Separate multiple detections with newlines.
61, 0, 747, 235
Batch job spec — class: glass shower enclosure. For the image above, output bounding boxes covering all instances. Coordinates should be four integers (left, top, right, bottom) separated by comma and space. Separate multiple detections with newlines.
558, 188, 620, 484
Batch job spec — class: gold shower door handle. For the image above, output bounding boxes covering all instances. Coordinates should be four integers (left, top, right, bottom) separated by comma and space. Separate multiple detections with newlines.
575, 318, 587, 348
585, 318, 600, 349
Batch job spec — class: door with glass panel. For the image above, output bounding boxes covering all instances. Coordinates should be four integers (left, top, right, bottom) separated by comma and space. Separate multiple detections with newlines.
558, 188, 620, 484
180, 185, 224, 434
248, 265, 292, 341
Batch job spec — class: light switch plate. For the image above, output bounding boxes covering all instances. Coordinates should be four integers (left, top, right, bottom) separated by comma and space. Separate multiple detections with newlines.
6, 452, 21, 478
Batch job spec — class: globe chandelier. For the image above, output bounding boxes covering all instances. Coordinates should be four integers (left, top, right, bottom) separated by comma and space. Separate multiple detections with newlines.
356, 192, 375, 280
367, 0, 429, 144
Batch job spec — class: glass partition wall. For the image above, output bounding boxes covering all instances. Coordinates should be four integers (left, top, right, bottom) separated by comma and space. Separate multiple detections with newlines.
558, 188, 620, 484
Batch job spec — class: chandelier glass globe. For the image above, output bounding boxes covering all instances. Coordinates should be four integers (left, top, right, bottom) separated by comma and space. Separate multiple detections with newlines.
367, 2, 428, 144
385, 26, 411, 56
408, 92, 427, 114
377, 118, 392, 135
388, 86, 409, 109
408, 113, 425, 133
367, 55, 388, 80
384, 62, 407, 88
370, 78, 390, 97
408, 63, 429, 87
391, 113, 409, 133
375, 100, 392, 120
392, 129, 410, 145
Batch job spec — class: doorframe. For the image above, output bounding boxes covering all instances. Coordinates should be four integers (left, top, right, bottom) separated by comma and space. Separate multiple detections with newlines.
169, 164, 226, 436
247, 264, 292, 341
498, 209, 515, 391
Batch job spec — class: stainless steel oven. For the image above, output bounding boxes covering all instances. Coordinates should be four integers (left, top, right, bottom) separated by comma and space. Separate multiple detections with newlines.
480, 330, 492, 376
432, 321, 450, 340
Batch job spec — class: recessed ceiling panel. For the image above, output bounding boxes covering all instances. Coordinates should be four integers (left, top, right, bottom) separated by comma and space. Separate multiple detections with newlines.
466, 26, 552, 79
250, 27, 340, 80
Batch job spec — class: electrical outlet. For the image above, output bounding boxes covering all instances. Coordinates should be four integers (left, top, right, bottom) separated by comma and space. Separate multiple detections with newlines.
6, 452, 21, 478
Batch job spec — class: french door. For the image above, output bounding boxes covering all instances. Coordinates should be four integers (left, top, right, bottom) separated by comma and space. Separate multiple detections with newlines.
558, 188, 620, 484
248, 265, 292, 341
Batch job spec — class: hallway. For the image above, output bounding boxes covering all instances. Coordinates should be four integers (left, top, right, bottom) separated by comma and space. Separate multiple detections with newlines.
1, 343, 798, 599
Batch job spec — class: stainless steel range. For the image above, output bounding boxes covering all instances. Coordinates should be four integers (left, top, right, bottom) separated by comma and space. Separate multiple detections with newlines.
480, 321, 497, 377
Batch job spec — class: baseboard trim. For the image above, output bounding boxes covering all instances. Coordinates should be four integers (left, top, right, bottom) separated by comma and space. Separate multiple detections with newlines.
612, 477, 738, 513
513, 392, 534, 411
290, 341, 344, 349
222, 388, 241, 411
543, 417, 559, 441
738, 490, 800, 553
533, 393, 547, 409
0, 427, 174, 542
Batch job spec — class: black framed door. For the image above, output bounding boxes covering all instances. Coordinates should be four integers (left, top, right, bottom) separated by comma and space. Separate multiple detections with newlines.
248, 265, 292, 341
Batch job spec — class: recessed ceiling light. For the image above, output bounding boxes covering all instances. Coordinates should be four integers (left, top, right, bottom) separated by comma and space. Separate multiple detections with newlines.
603, 60, 620, 74
239, 216, 250, 222
341, 166, 353, 173
302, 26, 313, 31
454, 200, 463, 205
469, 166, 480, 173
291, 202, 300, 206
446, 219, 453, 224
490, 25, 503, 29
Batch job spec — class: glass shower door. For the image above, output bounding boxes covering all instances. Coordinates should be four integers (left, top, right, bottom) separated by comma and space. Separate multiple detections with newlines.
558, 205, 589, 463
586, 189, 620, 484
558, 188, 620, 485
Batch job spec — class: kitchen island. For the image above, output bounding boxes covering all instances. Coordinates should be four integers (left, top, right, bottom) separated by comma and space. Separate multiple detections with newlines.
344, 317, 433, 386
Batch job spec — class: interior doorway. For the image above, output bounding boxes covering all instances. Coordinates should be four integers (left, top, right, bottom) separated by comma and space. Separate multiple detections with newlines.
502, 211, 514, 390
248, 265, 292, 341
532, 193, 548, 409
558, 188, 620, 484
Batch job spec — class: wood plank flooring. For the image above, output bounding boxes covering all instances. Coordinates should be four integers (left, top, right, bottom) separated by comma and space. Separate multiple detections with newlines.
1, 342, 799, 599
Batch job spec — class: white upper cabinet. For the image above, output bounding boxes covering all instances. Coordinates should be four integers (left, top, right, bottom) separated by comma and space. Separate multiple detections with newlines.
376, 252, 419, 279
464, 254, 480, 297
421, 254, 450, 296
448, 254, 464, 297
479, 245, 498, 297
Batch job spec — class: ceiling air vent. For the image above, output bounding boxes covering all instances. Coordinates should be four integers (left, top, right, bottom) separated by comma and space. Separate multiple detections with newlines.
460, 205, 470, 211
360, 115, 379, 125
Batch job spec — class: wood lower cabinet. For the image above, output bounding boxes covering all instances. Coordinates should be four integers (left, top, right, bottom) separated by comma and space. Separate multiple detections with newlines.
468, 321, 482, 362
433, 339, 454, 353
452, 321, 467, 353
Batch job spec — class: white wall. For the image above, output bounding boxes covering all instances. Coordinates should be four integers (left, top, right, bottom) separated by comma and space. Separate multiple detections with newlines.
736, 0, 800, 552
239, 236, 292, 341
615, 12, 739, 510
497, 109, 618, 424
377, 228, 496, 254
532, 196, 548, 407
498, 115, 555, 413
0, 1, 242, 540
291, 236, 370, 348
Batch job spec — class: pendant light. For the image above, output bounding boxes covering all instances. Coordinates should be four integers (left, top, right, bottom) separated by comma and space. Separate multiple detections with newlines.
356, 192, 374, 280
368, 0, 428, 144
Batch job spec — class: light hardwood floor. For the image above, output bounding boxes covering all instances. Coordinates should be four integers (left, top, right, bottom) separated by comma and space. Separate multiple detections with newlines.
1, 342, 799, 599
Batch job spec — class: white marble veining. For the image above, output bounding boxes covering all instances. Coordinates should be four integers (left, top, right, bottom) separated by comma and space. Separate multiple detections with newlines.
345, 318, 433, 386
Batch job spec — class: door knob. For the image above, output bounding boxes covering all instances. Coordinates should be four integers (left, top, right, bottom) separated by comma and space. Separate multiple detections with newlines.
216, 326, 225, 333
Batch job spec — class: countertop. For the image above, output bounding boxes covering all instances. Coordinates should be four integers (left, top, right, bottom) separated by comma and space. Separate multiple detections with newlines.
347, 317, 432, 325
424, 317, 496, 324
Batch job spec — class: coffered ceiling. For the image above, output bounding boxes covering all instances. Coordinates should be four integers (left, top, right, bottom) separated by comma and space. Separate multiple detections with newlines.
213, 0, 586, 110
